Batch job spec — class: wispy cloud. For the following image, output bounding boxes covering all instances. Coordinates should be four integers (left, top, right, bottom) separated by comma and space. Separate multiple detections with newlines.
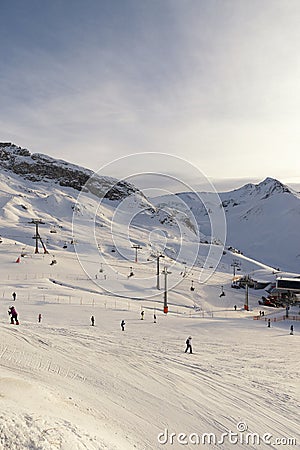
1, 0, 300, 185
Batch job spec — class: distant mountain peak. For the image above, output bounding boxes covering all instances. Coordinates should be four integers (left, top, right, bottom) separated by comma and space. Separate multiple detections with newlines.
256, 177, 292, 197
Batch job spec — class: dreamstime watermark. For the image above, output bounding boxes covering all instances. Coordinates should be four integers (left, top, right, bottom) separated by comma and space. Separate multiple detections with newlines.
157, 422, 297, 446
72, 153, 227, 299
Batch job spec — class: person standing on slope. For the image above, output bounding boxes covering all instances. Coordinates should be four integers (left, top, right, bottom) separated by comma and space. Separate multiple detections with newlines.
12, 292, 16, 301
8, 306, 19, 325
185, 336, 193, 354
91, 315, 95, 326
121, 320, 125, 331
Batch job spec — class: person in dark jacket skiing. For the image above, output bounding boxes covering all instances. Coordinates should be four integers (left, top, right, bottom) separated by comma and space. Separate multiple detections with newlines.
185, 336, 192, 354
12, 292, 16, 301
8, 306, 19, 325
91, 315, 95, 326
121, 320, 125, 331
38, 313, 42, 323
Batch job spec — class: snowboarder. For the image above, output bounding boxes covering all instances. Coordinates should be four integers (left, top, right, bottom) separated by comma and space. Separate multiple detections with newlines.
267, 318, 271, 328
12, 292, 16, 301
185, 336, 193, 354
141, 310, 145, 320
8, 306, 19, 325
38, 313, 42, 323
121, 320, 125, 331
153, 313, 157, 323
91, 315, 95, 326
290, 325, 294, 335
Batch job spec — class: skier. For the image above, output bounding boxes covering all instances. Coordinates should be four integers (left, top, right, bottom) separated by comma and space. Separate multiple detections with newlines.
12, 292, 16, 301
153, 313, 157, 323
185, 336, 193, 354
121, 319, 125, 331
141, 310, 145, 320
267, 318, 271, 328
234, 305, 237, 311
91, 315, 95, 326
290, 325, 294, 335
38, 313, 42, 323
8, 306, 19, 325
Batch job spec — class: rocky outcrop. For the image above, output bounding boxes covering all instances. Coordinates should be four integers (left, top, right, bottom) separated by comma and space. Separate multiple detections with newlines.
0, 143, 138, 200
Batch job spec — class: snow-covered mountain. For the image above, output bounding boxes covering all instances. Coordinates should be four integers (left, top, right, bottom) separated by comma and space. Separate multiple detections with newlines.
0, 143, 200, 270
153, 178, 300, 272
1, 142, 300, 273
0, 143, 299, 449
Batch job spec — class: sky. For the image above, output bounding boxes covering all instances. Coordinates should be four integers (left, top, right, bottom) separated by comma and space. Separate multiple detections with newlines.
1, 0, 300, 192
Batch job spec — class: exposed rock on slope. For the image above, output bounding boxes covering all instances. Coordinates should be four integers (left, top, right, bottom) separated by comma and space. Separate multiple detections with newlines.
0, 142, 137, 201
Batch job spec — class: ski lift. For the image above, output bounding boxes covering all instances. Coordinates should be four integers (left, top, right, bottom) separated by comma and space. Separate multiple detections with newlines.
190, 280, 195, 292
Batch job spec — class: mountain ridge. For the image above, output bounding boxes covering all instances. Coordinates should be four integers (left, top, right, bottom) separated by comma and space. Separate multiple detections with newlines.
0, 142, 139, 201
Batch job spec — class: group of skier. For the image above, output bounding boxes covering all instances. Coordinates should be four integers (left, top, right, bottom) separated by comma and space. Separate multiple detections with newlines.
8, 291, 295, 353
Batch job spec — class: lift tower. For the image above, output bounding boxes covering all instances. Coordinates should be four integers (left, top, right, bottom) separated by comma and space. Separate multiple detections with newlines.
29, 219, 48, 254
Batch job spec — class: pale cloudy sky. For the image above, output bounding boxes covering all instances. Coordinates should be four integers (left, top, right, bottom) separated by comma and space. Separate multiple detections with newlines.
1, 0, 300, 191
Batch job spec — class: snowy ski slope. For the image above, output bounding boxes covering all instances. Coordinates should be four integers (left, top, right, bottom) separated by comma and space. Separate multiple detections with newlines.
0, 170, 299, 449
